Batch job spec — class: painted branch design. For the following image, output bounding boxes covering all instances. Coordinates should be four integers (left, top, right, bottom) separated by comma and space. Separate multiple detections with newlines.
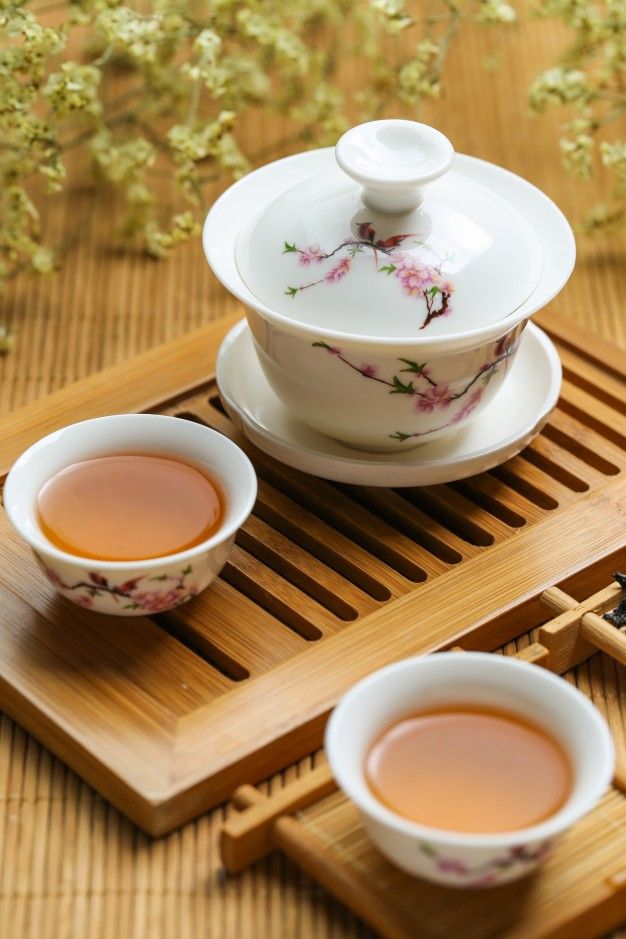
312, 331, 520, 441
283, 222, 454, 331
42, 563, 198, 612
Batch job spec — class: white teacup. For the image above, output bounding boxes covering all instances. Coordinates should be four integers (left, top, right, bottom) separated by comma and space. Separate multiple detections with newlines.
4, 414, 257, 616
325, 652, 614, 888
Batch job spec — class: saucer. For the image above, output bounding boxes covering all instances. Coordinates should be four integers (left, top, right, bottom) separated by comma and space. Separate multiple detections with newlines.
216, 321, 561, 487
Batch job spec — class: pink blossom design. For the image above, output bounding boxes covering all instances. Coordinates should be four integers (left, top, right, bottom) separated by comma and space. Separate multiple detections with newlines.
325, 257, 351, 283
283, 226, 454, 331
312, 328, 519, 442
393, 255, 433, 296
437, 858, 468, 874
132, 589, 185, 613
450, 388, 483, 424
39, 563, 198, 614
468, 873, 498, 888
419, 837, 554, 887
44, 566, 67, 589
298, 245, 324, 266
416, 383, 453, 413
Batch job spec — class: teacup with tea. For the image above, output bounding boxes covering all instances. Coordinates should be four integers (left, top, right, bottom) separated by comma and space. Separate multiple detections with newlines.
4, 414, 257, 615
325, 652, 614, 887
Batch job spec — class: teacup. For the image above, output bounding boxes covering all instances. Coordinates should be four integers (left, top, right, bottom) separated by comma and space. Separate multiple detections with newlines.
325, 652, 614, 888
4, 414, 257, 616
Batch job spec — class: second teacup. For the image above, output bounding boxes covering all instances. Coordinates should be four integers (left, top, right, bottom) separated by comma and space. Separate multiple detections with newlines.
4, 414, 257, 615
325, 652, 614, 887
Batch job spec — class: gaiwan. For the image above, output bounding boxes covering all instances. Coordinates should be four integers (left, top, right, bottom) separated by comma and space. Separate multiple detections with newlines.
204, 119, 575, 451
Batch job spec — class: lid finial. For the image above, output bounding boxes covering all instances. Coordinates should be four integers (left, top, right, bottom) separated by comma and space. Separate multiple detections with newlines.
335, 120, 454, 214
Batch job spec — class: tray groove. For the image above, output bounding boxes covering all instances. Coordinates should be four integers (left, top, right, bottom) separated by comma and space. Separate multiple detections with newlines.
0, 311, 625, 833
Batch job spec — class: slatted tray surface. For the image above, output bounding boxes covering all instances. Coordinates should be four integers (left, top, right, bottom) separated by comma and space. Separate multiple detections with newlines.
0, 311, 625, 834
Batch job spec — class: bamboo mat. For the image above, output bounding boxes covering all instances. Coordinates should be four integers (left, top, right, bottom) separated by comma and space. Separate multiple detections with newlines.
0, 14, 625, 939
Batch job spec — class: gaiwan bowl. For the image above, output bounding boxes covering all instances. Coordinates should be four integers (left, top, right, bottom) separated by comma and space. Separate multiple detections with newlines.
204, 120, 576, 452
325, 653, 614, 888
3, 414, 257, 616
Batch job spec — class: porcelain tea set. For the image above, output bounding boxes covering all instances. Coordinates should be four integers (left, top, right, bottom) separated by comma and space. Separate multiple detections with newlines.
6, 120, 607, 893
205, 118, 574, 484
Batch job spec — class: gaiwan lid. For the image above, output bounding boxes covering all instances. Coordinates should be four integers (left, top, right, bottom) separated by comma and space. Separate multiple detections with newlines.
235, 120, 544, 340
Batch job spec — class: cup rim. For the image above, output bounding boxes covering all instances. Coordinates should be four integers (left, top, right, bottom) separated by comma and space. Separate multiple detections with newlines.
3, 413, 258, 571
203, 148, 576, 349
324, 652, 615, 849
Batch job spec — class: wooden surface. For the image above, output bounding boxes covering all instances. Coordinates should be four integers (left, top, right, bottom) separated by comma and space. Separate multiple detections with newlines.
1, 13, 626, 939
1, 312, 625, 836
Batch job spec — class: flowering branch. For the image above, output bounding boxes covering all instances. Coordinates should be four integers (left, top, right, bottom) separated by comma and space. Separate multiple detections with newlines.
313, 331, 519, 440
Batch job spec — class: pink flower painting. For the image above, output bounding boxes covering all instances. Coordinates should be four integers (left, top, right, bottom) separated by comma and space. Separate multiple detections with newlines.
312, 329, 520, 442
40, 563, 198, 613
283, 224, 453, 330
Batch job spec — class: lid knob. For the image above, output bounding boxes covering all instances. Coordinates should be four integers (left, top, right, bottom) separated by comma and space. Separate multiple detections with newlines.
335, 120, 454, 215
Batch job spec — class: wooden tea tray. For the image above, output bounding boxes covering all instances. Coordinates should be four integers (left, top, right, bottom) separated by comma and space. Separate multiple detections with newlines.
0, 310, 625, 834
220, 577, 626, 939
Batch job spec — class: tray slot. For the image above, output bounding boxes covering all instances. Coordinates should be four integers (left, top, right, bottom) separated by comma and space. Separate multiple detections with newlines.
542, 419, 621, 477
450, 477, 531, 527
237, 516, 369, 620
518, 447, 589, 493
337, 486, 467, 568
161, 579, 307, 679
254, 485, 402, 601
489, 460, 561, 509
523, 434, 605, 490
560, 358, 626, 414
401, 486, 505, 544
559, 380, 626, 451
208, 393, 227, 415
223, 546, 340, 639
546, 409, 625, 471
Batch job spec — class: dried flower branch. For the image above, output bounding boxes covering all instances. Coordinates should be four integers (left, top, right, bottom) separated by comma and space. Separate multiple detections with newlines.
528, 0, 626, 232
0, 0, 517, 300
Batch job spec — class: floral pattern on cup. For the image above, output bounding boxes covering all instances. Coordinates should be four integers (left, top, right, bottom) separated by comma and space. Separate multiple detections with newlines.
283, 222, 454, 331
311, 329, 520, 441
39, 559, 199, 613
417, 838, 554, 888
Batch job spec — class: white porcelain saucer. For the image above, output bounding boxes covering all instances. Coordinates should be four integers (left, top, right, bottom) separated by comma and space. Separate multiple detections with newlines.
216, 320, 561, 487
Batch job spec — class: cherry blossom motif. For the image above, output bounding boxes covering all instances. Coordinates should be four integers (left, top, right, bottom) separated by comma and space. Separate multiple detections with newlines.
416, 383, 453, 413
325, 257, 351, 283
312, 329, 521, 441
419, 837, 554, 887
38, 563, 198, 613
436, 858, 468, 875
298, 245, 324, 266
283, 225, 453, 330
132, 588, 188, 613
450, 387, 483, 424
44, 566, 67, 589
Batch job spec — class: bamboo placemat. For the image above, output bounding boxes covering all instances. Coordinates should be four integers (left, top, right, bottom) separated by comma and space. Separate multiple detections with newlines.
1, 15, 625, 939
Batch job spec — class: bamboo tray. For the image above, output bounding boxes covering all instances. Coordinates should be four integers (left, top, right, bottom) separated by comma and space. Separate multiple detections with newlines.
220, 575, 626, 939
0, 310, 625, 834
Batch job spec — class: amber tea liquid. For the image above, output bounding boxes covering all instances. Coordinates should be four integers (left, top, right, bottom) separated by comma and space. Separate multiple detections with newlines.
37, 454, 223, 561
365, 707, 572, 833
